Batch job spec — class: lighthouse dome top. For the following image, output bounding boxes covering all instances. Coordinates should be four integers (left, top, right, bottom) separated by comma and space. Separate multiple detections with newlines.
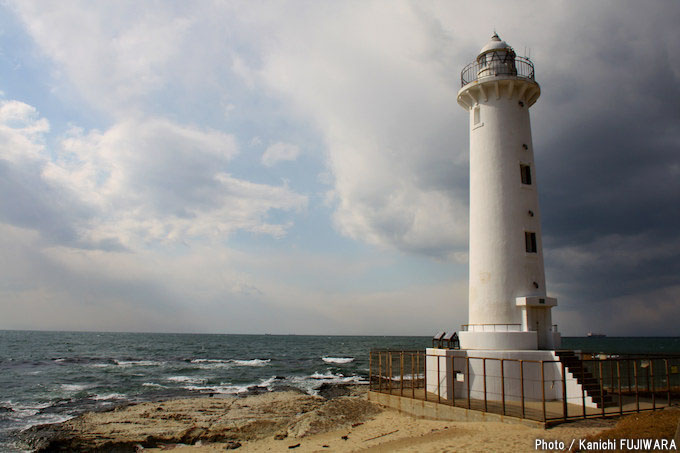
459, 32, 536, 89
479, 33, 513, 55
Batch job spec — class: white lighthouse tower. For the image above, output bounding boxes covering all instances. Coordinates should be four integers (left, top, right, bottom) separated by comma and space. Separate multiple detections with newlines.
423, 35, 599, 410
456, 33, 560, 351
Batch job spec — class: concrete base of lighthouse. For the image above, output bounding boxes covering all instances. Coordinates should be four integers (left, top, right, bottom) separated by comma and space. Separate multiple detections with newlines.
425, 348, 598, 409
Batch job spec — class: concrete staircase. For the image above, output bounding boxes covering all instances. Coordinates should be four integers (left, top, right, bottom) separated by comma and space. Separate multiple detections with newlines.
556, 350, 614, 408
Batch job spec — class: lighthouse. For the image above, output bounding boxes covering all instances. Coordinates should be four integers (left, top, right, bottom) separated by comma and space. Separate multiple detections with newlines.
456, 33, 560, 351
419, 34, 599, 410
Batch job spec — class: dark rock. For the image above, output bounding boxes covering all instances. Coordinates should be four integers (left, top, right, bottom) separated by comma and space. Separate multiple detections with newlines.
0, 405, 14, 413
288, 443, 301, 449
316, 383, 352, 399
225, 440, 242, 449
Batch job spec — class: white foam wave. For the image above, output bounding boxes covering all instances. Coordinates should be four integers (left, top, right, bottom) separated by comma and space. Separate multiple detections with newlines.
322, 357, 355, 364
142, 382, 168, 388
92, 393, 126, 401
3, 401, 52, 418
167, 376, 206, 385
189, 358, 270, 369
115, 360, 164, 367
14, 413, 76, 433
232, 359, 270, 367
60, 384, 92, 392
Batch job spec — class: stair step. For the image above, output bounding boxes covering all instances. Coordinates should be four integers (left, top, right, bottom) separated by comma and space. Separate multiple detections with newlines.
557, 351, 617, 409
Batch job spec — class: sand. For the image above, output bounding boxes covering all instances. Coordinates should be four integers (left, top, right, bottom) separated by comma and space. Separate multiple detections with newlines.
20, 387, 678, 452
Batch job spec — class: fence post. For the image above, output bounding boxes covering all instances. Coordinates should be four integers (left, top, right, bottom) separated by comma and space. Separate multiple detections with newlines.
378, 352, 382, 392
651, 360, 656, 410
561, 361, 568, 422
466, 357, 471, 409
411, 352, 415, 399
666, 359, 671, 407
437, 353, 441, 404
617, 360, 623, 416
634, 360, 639, 412
598, 360, 605, 417
400, 351, 404, 397
501, 359, 506, 416
424, 352, 428, 402
483, 358, 488, 412
369, 351, 373, 391
541, 361, 546, 422
628, 359, 632, 393
520, 360, 525, 419
388, 352, 392, 394
581, 361, 586, 419
450, 354, 455, 406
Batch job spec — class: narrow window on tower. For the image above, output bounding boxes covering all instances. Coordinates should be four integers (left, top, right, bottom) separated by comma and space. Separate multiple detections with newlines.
525, 232, 537, 253
473, 106, 481, 125
520, 164, 532, 185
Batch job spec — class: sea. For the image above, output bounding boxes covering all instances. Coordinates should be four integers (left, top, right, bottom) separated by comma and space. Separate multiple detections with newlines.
1, 331, 679, 451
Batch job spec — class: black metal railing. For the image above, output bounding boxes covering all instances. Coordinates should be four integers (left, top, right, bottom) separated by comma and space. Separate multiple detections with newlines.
461, 56, 535, 87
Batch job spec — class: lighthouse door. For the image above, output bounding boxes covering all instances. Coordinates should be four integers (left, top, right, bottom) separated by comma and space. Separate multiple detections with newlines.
532, 308, 549, 349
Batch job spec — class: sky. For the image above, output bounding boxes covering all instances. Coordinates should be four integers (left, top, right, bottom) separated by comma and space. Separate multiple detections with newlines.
0, 1, 678, 336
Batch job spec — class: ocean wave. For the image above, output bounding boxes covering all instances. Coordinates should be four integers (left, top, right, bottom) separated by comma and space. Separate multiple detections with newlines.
167, 376, 206, 385
60, 384, 92, 392
91, 393, 126, 401
321, 357, 354, 364
190, 358, 271, 369
114, 360, 165, 367
142, 382, 168, 389
232, 359, 270, 367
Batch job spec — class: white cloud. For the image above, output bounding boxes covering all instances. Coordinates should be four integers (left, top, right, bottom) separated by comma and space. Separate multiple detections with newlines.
249, 4, 469, 255
9, 2, 194, 113
0, 99, 49, 161
43, 117, 308, 246
261, 142, 300, 167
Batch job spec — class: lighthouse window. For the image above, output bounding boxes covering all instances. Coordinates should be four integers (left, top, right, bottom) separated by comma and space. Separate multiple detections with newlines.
473, 106, 481, 125
520, 164, 532, 185
525, 232, 537, 253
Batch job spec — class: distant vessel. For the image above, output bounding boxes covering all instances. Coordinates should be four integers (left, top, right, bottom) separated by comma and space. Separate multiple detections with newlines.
587, 332, 606, 338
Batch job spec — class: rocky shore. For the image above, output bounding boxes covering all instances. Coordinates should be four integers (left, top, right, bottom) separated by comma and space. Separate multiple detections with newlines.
19, 385, 378, 452
18, 384, 679, 452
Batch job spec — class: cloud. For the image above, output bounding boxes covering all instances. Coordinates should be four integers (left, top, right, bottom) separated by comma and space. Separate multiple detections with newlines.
45, 117, 308, 246
244, 3, 470, 256
8, 2, 195, 114
0, 95, 308, 250
261, 142, 300, 167
3, 1, 679, 336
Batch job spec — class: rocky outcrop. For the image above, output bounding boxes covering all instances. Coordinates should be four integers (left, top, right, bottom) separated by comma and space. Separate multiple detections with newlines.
19, 389, 381, 452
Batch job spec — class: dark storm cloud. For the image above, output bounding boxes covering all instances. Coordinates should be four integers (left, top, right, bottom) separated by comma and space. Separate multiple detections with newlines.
530, 2, 680, 329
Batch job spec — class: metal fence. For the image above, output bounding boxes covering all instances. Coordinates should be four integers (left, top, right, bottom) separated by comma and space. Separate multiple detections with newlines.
369, 350, 680, 425
460, 55, 535, 87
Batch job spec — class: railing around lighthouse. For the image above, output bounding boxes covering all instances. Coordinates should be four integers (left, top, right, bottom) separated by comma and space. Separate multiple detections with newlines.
460, 55, 535, 87
369, 349, 680, 426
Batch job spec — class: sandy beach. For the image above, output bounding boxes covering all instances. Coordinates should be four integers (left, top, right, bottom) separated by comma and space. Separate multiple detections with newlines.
20, 385, 679, 452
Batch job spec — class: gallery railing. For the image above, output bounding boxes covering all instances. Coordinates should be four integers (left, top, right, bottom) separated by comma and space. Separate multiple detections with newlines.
460, 324, 559, 332
460, 55, 535, 87
368, 349, 680, 426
